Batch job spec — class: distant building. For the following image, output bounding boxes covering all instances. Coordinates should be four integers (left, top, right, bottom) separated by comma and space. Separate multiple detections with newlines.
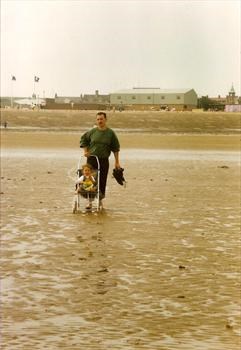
224, 85, 241, 112
54, 96, 83, 104
110, 88, 198, 111
81, 90, 110, 104
0, 97, 12, 108
207, 85, 240, 111
209, 94, 226, 104
14, 98, 46, 108
54, 90, 109, 105
0, 96, 46, 109
225, 104, 241, 112
43, 90, 110, 110
226, 84, 239, 105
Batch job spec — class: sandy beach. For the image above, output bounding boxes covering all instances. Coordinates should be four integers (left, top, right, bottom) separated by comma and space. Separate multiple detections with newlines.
1, 110, 240, 349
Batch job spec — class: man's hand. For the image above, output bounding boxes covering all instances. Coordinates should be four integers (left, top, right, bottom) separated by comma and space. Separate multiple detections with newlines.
84, 149, 90, 157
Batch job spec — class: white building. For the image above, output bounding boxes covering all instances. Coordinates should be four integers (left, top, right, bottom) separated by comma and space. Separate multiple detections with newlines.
110, 87, 198, 111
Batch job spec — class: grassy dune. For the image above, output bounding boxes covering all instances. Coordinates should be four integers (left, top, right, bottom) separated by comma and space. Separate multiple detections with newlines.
1, 109, 240, 133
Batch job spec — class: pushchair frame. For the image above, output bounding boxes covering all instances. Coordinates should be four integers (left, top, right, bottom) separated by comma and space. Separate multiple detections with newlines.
72, 155, 101, 213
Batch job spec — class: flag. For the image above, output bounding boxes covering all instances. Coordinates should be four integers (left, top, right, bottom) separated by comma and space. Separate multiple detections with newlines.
12, 76, 16, 81
34, 76, 40, 82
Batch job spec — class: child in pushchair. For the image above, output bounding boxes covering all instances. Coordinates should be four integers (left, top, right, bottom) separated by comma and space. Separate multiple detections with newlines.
75, 163, 97, 209
73, 155, 101, 213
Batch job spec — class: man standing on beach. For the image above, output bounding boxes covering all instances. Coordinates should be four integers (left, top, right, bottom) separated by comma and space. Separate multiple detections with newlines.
80, 111, 121, 208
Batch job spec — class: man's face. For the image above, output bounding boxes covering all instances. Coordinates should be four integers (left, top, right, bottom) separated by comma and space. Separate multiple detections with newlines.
96, 115, 106, 128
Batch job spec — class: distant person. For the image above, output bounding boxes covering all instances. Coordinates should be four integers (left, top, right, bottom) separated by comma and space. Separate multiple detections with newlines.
4, 121, 8, 128
80, 111, 121, 208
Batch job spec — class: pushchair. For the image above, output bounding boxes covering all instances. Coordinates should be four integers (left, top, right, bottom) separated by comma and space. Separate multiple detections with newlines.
72, 155, 101, 213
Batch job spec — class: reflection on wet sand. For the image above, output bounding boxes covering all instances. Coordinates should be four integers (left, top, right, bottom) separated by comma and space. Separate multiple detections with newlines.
1, 147, 240, 349
2, 147, 240, 161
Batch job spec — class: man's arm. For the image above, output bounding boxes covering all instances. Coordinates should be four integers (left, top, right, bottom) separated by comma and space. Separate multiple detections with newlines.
83, 147, 90, 157
114, 151, 121, 168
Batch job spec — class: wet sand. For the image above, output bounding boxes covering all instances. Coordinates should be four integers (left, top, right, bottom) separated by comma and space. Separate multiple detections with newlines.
1, 120, 241, 349
1, 131, 241, 151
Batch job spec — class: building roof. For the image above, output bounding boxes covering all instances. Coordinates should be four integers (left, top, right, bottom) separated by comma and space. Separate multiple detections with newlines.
55, 97, 82, 103
112, 88, 194, 94
229, 84, 235, 94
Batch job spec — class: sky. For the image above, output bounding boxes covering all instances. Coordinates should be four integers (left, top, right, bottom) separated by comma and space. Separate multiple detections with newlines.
1, 0, 240, 98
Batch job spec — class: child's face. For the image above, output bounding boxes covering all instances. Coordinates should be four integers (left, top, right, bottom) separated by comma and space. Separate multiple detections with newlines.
83, 167, 91, 176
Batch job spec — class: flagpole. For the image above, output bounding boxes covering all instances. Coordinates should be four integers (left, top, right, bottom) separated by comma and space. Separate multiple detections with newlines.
34, 76, 40, 107
11, 79, 13, 108
11, 75, 15, 108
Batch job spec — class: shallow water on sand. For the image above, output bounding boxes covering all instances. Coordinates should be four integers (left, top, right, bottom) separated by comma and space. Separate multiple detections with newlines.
1, 149, 240, 349
2, 147, 240, 161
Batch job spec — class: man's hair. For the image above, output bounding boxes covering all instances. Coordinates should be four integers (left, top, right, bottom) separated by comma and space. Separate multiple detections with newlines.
96, 111, 107, 119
